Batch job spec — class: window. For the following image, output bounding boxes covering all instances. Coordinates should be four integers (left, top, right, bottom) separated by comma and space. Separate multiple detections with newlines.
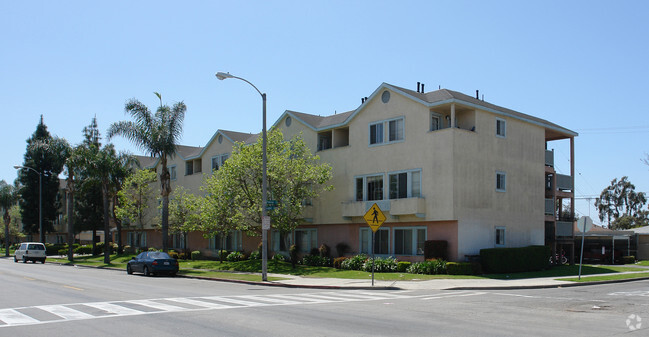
172, 233, 185, 249
496, 118, 506, 137
496, 171, 506, 192
356, 174, 384, 201
211, 154, 229, 171
271, 230, 291, 252
127, 232, 147, 248
388, 118, 404, 141
389, 170, 421, 199
185, 161, 193, 175
369, 122, 383, 145
209, 230, 242, 251
495, 227, 506, 246
170, 165, 177, 180
430, 112, 441, 131
394, 227, 426, 255
360, 227, 390, 255
294, 228, 317, 253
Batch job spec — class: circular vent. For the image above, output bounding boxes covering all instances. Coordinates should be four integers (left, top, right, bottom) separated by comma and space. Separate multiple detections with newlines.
381, 90, 390, 103
285, 116, 292, 127
218, 135, 223, 144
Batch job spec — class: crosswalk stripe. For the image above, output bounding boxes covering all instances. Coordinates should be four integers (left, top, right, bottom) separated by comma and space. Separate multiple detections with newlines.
266, 294, 333, 303
165, 298, 231, 309
0, 309, 40, 325
289, 293, 360, 302
128, 300, 191, 312
82, 302, 144, 316
201, 296, 267, 307
238, 295, 301, 305
37, 305, 95, 320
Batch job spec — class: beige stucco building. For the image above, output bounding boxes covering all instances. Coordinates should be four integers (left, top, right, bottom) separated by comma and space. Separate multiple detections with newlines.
124, 82, 577, 262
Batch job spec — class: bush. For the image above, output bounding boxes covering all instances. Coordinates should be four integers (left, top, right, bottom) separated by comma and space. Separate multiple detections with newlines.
480, 245, 550, 273
217, 250, 229, 261
302, 255, 331, 267
249, 250, 261, 260
362, 256, 398, 272
289, 245, 299, 267
168, 251, 179, 259
226, 251, 245, 262
424, 240, 448, 260
447, 262, 479, 275
333, 257, 348, 269
622, 256, 636, 264
191, 250, 201, 260
272, 254, 287, 262
397, 261, 411, 272
178, 253, 187, 260
123, 245, 134, 254
318, 244, 330, 258
148, 247, 159, 252
335, 242, 349, 257
45, 243, 66, 256
58, 248, 68, 256
407, 259, 447, 275
341, 254, 368, 270
75, 245, 92, 255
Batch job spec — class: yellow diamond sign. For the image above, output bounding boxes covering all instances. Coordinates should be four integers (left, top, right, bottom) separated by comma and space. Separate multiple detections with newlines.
364, 203, 386, 232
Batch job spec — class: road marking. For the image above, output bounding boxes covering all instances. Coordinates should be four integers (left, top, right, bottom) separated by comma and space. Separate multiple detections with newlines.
421, 292, 486, 300
0, 290, 420, 328
64, 285, 84, 291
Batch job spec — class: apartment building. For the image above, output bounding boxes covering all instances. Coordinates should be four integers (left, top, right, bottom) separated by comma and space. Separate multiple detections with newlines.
126, 82, 577, 262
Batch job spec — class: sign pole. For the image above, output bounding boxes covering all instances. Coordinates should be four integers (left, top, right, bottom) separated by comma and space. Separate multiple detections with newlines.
363, 203, 386, 288
371, 231, 375, 287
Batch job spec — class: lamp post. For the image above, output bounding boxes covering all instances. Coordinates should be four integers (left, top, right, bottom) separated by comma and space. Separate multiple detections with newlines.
14, 165, 43, 243
215, 72, 269, 282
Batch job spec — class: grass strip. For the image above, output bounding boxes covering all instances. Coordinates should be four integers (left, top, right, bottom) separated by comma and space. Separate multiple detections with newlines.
558, 272, 649, 282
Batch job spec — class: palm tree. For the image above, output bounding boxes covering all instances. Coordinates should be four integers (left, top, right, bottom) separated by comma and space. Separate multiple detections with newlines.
108, 92, 186, 252
0, 180, 18, 257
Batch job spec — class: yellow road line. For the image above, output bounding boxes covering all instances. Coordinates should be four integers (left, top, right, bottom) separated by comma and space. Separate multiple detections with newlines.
64, 285, 84, 291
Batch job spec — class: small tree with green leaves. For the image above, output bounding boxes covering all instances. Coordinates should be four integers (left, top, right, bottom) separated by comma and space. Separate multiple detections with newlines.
1, 180, 18, 256
115, 169, 158, 247
168, 186, 202, 252
595, 176, 648, 229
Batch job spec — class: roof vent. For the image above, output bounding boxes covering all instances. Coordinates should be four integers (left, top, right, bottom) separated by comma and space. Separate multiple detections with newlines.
421, 83, 424, 92
476, 90, 479, 100
417, 82, 421, 93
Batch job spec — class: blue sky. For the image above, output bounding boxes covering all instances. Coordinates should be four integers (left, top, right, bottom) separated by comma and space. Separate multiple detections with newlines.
2, 1, 648, 225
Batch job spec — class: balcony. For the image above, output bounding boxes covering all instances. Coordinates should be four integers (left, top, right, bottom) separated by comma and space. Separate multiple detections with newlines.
545, 198, 554, 216
556, 221, 574, 237
556, 174, 573, 191
545, 150, 554, 167
342, 198, 425, 218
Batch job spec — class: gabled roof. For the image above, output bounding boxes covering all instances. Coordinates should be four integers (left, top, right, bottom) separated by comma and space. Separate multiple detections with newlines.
134, 155, 157, 169
175, 145, 203, 159
220, 130, 259, 144
274, 82, 577, 138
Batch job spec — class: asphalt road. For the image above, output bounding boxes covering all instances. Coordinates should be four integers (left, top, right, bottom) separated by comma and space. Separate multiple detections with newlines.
1, 257, 648, 336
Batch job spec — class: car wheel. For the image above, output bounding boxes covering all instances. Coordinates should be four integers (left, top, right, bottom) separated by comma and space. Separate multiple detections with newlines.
23, 256, 27, 263
143, 266, 150, 276
41, 259, 46, 264
127, 265, 133, 275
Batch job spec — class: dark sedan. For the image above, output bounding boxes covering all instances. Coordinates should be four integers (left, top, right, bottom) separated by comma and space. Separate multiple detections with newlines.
127, 251, 179, 276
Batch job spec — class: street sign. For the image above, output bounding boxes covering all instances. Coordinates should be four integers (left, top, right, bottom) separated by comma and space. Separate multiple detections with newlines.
266, 200, 278, 210
262, 216, 271, 230
363, 203, 386, 232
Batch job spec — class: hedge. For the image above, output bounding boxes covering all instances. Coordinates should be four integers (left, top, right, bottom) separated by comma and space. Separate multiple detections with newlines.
480, 245, 550, 273
424, 240, 448, 260
447, 262, 482, 275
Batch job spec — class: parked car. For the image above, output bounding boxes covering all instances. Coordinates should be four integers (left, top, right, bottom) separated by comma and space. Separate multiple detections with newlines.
127, 251, 179, 276
14, 242, 47, 263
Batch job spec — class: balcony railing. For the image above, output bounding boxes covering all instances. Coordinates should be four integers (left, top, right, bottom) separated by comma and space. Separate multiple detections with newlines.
556, 174, 573, 191
556, 221, 573, 237
342, 198, 425, 218
545, 150, 554, 167
545, 198, 554, 215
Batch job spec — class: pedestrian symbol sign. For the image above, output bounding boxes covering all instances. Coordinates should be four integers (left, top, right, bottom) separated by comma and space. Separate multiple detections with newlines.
363, 203, 386, 232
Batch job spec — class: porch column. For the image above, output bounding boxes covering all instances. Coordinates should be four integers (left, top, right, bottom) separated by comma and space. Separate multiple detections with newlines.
450, 103, 456, 128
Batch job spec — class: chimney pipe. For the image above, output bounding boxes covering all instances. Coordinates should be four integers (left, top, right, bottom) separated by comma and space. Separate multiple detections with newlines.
417, 82, 420, 93
361, 98, 364, 103
476, 90, 479, 99
421, 83, 424, 92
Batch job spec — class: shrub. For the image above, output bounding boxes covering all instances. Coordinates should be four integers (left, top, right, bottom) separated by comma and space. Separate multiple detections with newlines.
319, 244, 330, 257
123, 245, 134, 254
249, 250, 261, 260
397, 261, 411, 272
362, 256, 398, 272
622, 256, 636, 264
75, 245, 92, 255
217, 250, 229, 261
148, 247, 159, 252
302, 255, 331, 267
447, 262, 479, 275
341, 254, 368, 270
45, 243, 65, 256
310, 247, 319, 256
226, 251, 245, 262
58, 248, 67, 256
272, 254, 287, 262
191, 250, 201, 260
178, 253, 187, 260
335, 242, 349, 257
424, 240, 448, 260
289, 244, 299, 267
333, 257, 348, 269
168, 251, 179, 259
480, 245, 550, 273
407, 259, 447, 275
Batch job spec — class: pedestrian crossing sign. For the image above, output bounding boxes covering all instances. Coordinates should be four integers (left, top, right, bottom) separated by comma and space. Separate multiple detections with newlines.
363, 203, 386, 232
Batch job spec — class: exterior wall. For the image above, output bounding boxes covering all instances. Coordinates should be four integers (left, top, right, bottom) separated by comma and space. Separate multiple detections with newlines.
638, 234, 649, 260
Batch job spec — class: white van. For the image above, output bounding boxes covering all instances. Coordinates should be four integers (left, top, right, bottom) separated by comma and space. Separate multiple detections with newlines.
14, 242, 47, 263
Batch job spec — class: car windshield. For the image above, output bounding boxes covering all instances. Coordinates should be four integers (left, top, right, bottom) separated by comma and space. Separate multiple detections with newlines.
148, 252, 172, 259
28, 244, 44, 250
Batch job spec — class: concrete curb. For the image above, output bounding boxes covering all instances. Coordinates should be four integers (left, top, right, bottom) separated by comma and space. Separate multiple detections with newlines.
446, 276, 649, 290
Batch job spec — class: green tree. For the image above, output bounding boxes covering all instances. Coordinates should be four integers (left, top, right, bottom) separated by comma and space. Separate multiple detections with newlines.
595, 176, 648, 229
1, 205, 25, 245
168, 186, 202, 251
115, 169, 157, 248
1, 180, 18, 256
108, 92, 186, 252
205, 130, 332, 249
17, 116, 69, 242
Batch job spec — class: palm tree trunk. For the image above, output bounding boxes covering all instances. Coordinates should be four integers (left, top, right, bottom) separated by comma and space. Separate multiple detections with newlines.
112, 194, 123, 254
102, 183, 111, 264
160, 156, 171, 252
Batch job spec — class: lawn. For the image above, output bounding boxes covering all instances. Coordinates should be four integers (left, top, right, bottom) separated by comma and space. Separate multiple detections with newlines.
46, 254, 648, 282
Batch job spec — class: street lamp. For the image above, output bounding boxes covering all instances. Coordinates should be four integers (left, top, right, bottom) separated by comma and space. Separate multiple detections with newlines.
14, 165, 44, 243
215, 71, 269, 282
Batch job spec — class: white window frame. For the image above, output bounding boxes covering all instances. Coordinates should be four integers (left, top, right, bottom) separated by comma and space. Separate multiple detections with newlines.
211, 153, 229, 172
369, 117, 405, 146
172, 233, 185, 249
430, 112, 442, 131
127, 231, 147, 248
355, 174, 385, 201
271, 230, 292, 253
496, 171, 507, 192
209, 230, 242, 252
169, 165, 177, 181
388, 169, 422, 199
359, 227, 390, 255
393, 226, 427, 256
495, 226, 506, 247
496, 118, 506, 138
294, 228, 317, 253
185, 161, 193, 175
